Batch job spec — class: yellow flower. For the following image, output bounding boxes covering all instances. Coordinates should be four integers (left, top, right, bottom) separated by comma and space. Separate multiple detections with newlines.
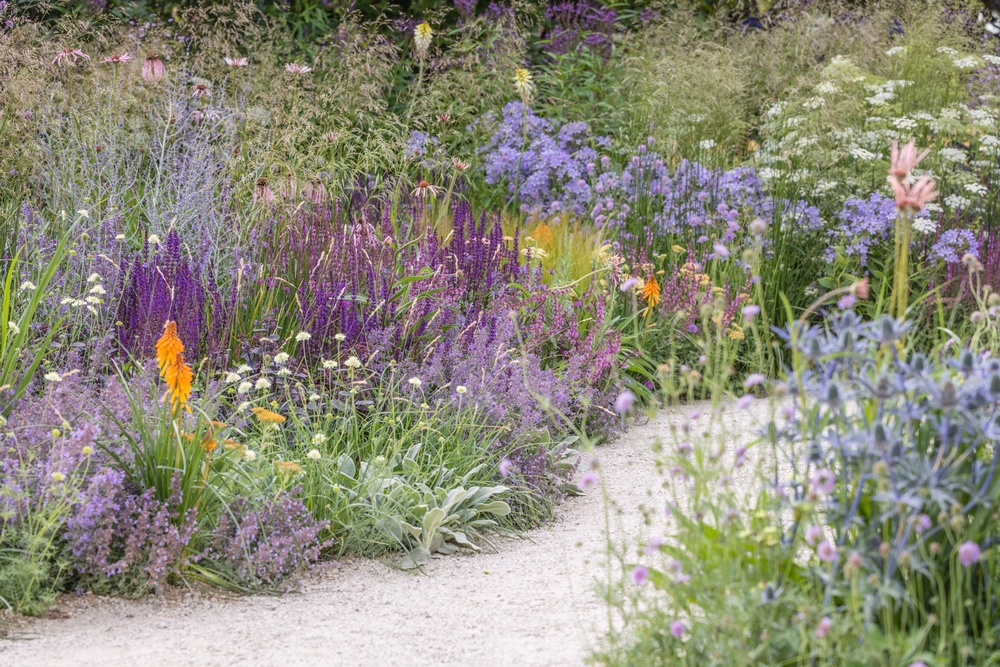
155, 321, 184, 377
252, 407, 286, 424
274, 460, 304, 476
729, 324, 745, 341
671, 245, 685, 253
513, 68, 534, 101
414, 22, 433, 58
163, 352, 193, 410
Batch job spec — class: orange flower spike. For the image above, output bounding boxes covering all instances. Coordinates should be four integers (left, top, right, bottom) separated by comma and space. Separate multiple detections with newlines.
155, 321, 184, 376
163, 351, 193, 409
642, 276, 661, 308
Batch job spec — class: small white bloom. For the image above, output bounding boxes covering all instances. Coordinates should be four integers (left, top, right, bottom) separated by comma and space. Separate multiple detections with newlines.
699, 139, 716, 150
77, 209, 90, 218
8, 321, 20, 335
322, 359, 338, 369
937, 46, 959, 55
965, 183, 988, 196
87, 272, 101, 283
939, 147, 966, 163
850, 147, 877, 161
276, 368, 292, 377
312, 433, 327, 445
307, 449, 322, 460
89, 284, 106, 295
815, 81, 839, 95
912, 217, 937, 235
236, 401, 251, 413
19, 281, 36, 291
115, 234, 126, 241
408, 377, 422, 388
244, 449, 257, 461
344, 356, 361, 369
85, 296, 103, 305
236, 364, 253, 374
456, 385, 468, 395
274, 352, 290, 364
147, 234, 161, 244
223, 372, 241, 383
953, 56, 978, 69
44, 372, 63, 382
885, 46, 905, 56
237, 381, 252, 394
255, 377, 272, 390
308, 393, 320, 402
334, 333, 347, 342
985, 54, 1000, 66
295, 331, 311, 342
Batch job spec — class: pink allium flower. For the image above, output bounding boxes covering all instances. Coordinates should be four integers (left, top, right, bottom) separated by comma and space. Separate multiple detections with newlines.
814, 616, 833, 638
810, 467, 836, 495
101, 53, 133, 64
614, 390, 635, 415
630, 565, 649, 586
52, 48, 90, 66
670, 621, 687, 638
889, 140, 930, 179
142, 53, 165, 82
499, 458, 511, 478
805, 525, 824, 546
225, 56, 249, 67
817, 540, 838, 562
958, 541, 981, 567
743, 373, 766, 388
579, 471, 599, 491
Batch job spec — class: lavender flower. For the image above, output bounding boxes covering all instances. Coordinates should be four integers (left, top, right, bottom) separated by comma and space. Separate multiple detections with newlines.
957, 541, 981, 567
631, 565, 649, 586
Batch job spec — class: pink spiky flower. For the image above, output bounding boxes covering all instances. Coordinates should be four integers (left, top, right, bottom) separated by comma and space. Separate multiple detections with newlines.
889, 140, 930, 179
888, 174, 939, 213
101, 53, 133, 64
284, 63, 312, 75
224, 57, 249, 67
52, 48, 90, 67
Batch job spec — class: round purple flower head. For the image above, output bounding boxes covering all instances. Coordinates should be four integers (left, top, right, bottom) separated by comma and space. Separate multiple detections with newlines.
743, 373, 766, 389
810, 467, 836, 495
670, 621, 687, 638
741, 304, 760, 319
816, 541, 838, 562
620, 277, 638, 292
735, 394, 754, 410
805, 525, 824, 546
631, 565, 649, 586
958, 541, 981, 567
645, 536, 663, 554
580, 471, 599, 491
614, 390, 636, 415
913, 514, 931, 535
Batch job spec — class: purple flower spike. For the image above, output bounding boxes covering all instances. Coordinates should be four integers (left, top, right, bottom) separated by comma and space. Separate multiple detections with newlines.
631, 565, 649, 586
958, 541, 981, 567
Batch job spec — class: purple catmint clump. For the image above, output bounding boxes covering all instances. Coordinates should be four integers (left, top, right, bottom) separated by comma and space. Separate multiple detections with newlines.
198, 491, 329, 591
825, 193, 898, 266
544, 1, 620, 59
64, 468, 196, 596
930, 228, 979, 264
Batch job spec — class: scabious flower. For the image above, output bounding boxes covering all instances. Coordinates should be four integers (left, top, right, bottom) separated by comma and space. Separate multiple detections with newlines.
614, 390, 635, 415
322, 360, 338, 369
456, 385, 468, 395
810, 467, 836, 495
344, 356, 361, 369
307, 449, 321, 460
814, 616, 833, 638
631, 565, 649, 586
743, 373, 766, 388
51, 471, 66, 482
142, 53, 165, 82
816, 541, 838, 562
670, 621, 686, 638
237, 381, 252, 394
274, 352, 290, 365
44, 371, 63, 382
620, 277, 638, 292
8, 321, 19, 335
223, 372, 241, 383
580, 471, 599, 490
311, 433, 326, 445
255, 377, 271, 390
805, 525, 824, 546
499, 458, 511, 477
735, 394, 754, 410
741, 304, 760, 319
408, 377, 422, 388
414, 22, 433, 59
958, 541, 981, 567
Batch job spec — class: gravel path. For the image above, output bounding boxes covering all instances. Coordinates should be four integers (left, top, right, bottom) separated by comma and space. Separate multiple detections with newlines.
1, 401, 770, 667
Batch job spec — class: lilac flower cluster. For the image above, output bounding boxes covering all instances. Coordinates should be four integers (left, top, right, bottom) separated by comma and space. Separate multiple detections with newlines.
198, 491, 329, 591
824, 193, 898, 265
544, 1, 620, 59
64, 468, 196, 595
929, 228, 979, 264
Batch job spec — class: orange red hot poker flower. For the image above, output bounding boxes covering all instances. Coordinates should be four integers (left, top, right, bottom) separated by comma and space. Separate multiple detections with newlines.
156, 321, 192, 410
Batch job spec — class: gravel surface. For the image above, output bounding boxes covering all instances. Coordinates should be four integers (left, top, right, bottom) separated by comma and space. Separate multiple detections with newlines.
0, 400, 772, 667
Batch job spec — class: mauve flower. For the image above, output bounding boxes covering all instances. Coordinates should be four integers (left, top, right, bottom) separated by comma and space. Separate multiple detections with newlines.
814, 616, 832, 638
631, 565, 649, 586
499, 458, 511, 477
852, 278, 870, 299
743, 373, 766, 388
889, 174, 938, 213
742, 304, 760, 319
914, 514, 931, 534
909, 662, 928, 667
735, 394, 754, 410
817, 541, 838, 562
805, 525, 824, 546
52, 48, 90, 66
614, 390, 635, 415
225, 56, 249, 67
620, 277, 638, 292
142, 53, 165, 82
670, 621, 687, 638
645, 537, 663, 554
285, 62, 312, 75
889, 140, 930, 179
837, 294, 856, 309
254, 177, 275, 204
733, 446, 747, 468
191, 83, 211, 99
810, 467, 836, 495
958, 541, 981, 567
713, 243, 730, 258
580, 471, 599, 490
101, 53, 133, 64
